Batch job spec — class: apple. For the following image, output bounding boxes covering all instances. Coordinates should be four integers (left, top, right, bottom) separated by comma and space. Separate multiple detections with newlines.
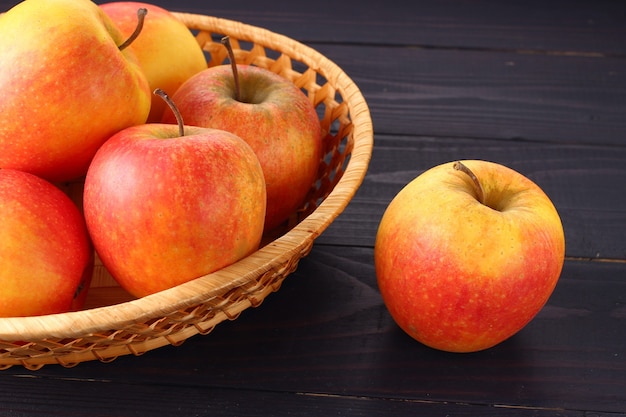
161, 38, 323, 232
83, 89, 267, 298
100, 1, 208, 123
374, 160, 566, 352
0, 168, 93, 317
0, 0, 151, 182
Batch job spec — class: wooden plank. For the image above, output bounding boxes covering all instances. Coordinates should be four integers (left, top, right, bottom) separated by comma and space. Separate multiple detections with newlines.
307, 43, 626, 146
91, 0, 626, 55
317, 134, 626, 260
4, 1, 621, 54
0, 377, 589, 417
4, 249, 624, 414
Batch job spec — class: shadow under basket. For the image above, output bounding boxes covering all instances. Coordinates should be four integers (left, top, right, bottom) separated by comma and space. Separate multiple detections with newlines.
0, 12, 373, 370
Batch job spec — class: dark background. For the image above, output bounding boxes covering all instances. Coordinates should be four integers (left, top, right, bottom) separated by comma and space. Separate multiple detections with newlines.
0, 1, 624, 416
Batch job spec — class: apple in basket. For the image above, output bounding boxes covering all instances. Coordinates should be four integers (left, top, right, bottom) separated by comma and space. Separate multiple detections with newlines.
0, 169, 93, 317
162, 37, 323, 232
100, 1, 208, 123
83, 89, 267, 298
374, 160, 566, 352
0, 0, 151, 182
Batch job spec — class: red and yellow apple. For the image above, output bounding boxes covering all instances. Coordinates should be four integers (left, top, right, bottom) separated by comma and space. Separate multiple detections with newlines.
100, 1, 208, 122
0, 169, 93, 317
0, 0, 151, 182
374, 160, 566, 352
83, 94, 267, 297
162, 62, 323, 232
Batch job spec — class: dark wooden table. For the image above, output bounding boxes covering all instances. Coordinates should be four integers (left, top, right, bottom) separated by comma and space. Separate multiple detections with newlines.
1, 0, 625, 415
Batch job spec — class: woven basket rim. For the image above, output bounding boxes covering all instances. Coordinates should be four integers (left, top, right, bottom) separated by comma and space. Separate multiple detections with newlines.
0, 12, 374, 342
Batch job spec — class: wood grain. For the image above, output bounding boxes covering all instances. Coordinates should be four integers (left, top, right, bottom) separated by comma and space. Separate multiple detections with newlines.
308, 43, 626, 146
0, 0, 624, 415
0, 378, 597, 417
95, 0, 626, 55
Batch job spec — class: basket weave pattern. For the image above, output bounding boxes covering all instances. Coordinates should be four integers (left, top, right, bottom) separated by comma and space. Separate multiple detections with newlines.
0, 12, 373, 370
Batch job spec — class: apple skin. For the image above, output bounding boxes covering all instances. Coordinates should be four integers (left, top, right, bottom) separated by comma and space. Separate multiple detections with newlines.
0, 0, 151, 182
162, 64, 323, 232
100, 1, 208, 122
83, 124, 267, 298
374, 160, 566, 353
0, 169, 93, 317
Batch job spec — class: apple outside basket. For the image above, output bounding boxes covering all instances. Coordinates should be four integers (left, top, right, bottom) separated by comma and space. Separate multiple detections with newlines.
0, 12, 373, 369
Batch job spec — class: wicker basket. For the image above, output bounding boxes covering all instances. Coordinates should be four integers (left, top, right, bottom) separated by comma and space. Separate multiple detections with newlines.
0, 12, 373, 370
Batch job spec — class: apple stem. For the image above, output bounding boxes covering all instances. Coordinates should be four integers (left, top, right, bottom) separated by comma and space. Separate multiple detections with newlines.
453, 161, 486, 205
118, 8, 148, 51
154, 88, 185, 137
221, 36, 241, 102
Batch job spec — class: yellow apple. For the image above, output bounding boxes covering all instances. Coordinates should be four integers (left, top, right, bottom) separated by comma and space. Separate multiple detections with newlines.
374, 160, 566, 352
100, 1, 208, 122
0, 0, 151, 182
